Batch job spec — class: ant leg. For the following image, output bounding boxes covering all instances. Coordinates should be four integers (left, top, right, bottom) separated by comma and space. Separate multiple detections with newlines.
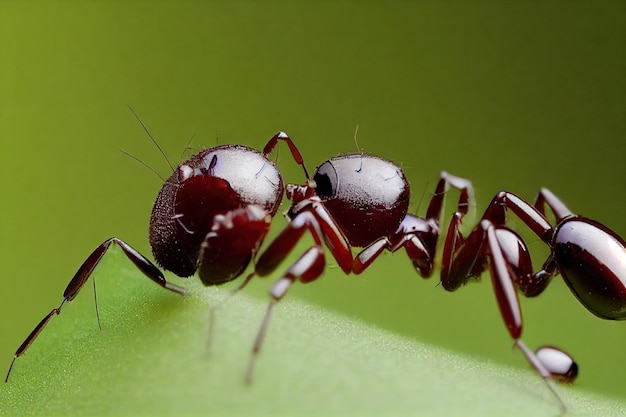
354, 171, 474, 277
244, 204, 350, 382
425, 171, 475, 226
247, 246, 325, 383
482, 191, 557, 296
474, 193, 580, 373
5, 300, 66, 383
5, 237, 186, 382
440, 212, 479, 291
443, 220, 568, 412
534, 188, 574, 222
353, 215, 435, 276
256, 203, 352, 276
353, 236, 394, 274
441, 192, 553, 305
201, 205, 273, 353
484, 191, 553, 243
262, 131, 310, 179
104, 238, 187, 295
517, 341, 569, 413
197, 205, 272, 285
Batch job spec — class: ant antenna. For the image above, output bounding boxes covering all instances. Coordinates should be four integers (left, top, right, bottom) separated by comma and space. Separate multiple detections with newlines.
214, 132, 225, 146
120, 150, 165, 182
127, 105, 174, 172
353, 124, 363, 155
414, 179, 430, 216
353, 125, 365, 172
179, 133, 199, 163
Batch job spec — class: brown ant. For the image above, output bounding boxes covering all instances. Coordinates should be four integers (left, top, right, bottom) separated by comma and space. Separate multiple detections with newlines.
6, 129, 625, 413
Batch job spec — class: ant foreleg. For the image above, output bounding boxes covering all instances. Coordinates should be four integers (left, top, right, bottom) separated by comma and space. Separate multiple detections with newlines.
5, 237, 186, 382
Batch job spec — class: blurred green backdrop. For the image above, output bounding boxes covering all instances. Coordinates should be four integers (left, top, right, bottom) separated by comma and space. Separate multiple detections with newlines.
0, 0, 624, 403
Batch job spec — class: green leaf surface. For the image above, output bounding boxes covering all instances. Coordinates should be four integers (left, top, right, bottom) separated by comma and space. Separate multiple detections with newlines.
1, 249, 625, 416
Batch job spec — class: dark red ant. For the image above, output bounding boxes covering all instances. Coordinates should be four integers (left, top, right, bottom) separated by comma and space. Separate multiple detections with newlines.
4, 130, 309, 382
7, 127, 622, 412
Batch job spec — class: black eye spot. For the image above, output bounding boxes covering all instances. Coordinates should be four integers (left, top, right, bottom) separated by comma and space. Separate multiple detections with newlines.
313, 161, 338, 199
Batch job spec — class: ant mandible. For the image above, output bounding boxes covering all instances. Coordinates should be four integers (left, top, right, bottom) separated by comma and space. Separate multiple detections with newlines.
4, 129, 309, 382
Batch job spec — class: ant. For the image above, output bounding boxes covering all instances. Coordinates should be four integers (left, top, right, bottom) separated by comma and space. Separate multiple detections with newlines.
5, 127, 624, 413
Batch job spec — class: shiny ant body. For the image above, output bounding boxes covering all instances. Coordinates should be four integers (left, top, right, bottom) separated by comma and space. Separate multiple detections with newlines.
6, 130, 625, 413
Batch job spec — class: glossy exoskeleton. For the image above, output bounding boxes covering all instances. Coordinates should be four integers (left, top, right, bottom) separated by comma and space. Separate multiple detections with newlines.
4, 131, 308, 382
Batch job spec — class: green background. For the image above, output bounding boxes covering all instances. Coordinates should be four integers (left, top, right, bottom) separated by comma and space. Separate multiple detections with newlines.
1, 0, 624, 407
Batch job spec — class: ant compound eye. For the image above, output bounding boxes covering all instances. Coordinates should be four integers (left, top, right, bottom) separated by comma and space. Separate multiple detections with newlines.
313, 161, 338, 199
